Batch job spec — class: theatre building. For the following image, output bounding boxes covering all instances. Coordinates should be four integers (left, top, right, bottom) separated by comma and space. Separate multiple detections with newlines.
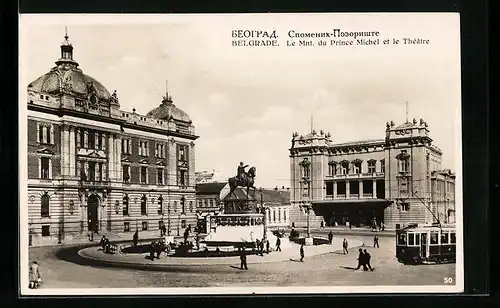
289, 119, 456, 230
26, 34, 198, 246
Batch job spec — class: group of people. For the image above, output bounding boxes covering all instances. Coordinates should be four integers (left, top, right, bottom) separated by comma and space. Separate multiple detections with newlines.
149, 239, 169, 260
99, 235, 114, 254
355, 248, 374, 271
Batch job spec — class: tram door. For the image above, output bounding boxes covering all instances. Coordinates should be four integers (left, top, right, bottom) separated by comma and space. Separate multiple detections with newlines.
420, 233, 428, 258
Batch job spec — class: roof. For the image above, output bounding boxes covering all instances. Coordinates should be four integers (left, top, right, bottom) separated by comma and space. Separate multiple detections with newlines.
254, 189, 290, 204
330, 139, 385, 148
196, 182, 227, 195
146, 98, 192, 123
312, 199, 392, 206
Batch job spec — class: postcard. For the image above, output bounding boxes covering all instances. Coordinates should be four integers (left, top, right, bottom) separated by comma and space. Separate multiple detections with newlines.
19, 13, 463, 295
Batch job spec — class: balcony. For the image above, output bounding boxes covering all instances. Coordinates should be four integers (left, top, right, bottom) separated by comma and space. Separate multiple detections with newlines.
332, 172, 384, 180
79, 180, 109, 188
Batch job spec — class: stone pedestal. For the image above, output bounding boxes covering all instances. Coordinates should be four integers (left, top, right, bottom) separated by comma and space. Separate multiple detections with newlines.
304, 237, 314, 246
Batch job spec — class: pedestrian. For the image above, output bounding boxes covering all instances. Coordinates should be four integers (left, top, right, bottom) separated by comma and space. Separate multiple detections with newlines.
29, 261, 42, 289
300, 243, 305, 262
374, 234, 380, 248
266, 240, 270, 254
276, 236, 282, 252
343, 238, 349, 254
364, 249, 374, 271
239, 247, 248, 270
259, 239, 264, 256
381, 222, 385, 231
320, 220, 324, 229
292, 221, 295, 228
354, 248, 367, 271
328, 231, 333, 244
133, 230, 138, 247
349, 221, 352, 229
100, 235, 107, 251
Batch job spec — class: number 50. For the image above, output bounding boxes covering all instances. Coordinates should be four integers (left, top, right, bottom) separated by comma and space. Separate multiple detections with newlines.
444, 277, 453, 284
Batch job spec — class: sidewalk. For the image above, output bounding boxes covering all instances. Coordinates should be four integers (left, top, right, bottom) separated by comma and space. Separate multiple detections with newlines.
285, 227, 395, 237
77, 238, 364, 268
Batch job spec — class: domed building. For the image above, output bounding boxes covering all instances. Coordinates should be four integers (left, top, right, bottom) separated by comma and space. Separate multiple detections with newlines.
27, 33, 199, 246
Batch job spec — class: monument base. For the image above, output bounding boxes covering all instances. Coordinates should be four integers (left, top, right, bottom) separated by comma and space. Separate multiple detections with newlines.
304, 237, 314, 246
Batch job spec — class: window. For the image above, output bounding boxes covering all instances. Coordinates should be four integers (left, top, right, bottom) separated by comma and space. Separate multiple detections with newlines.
380, 160, 385, 173
179, 146, 185, 161
174, 201, 178, 212
139, 141, 149, 156
189, 201, 193, 212
397, 233, 407, 245
40, 157, 50, 179
368, 160, 376, 173
122, 139, 131, 154
273, 210, 276, 222
430, 231, 439, 244
157, 169, 163, 185
88, 131, 95, 149
401, 202, 410, 211
37, 125, 53, 144
141, 196, 147, 215
123, 165, 130, 183
88, 162, 96, 181
277, 209, 281, 221
124, 222, 130, 232
408, 233, 415, 245
123, 195, 129, 216
41, 225, 50, 237
181, 220, 186, 228
441, 232, 449, 244
354, 162, 361, 174
400, 159, 409, 173
204, 200, 208, 208
209, 199, 214, 207
341, 162, 349, 175
415, 233, 420, 245
179, 170, 186, 187
41, 193, 50, 217
450, 232, 456, 244
155, 143, 165, 158
140, 166, 147, 184
158, 196, 163, 215
328, 162, 336, 176
198, 200, 202, 208
283, 210, 287, 221
142, 222, 148, 231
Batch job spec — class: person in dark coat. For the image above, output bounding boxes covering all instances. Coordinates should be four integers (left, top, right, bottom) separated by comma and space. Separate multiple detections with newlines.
239, 247, 248, 270
133, 230, 138, 247
328, 231, 333, 244
259, 239, 264, 256
373, 235, 380, 248
364, 249, 374, 271
276, 237, 282, 252
342, 238, 349, 254
100, 235, 107, 250
300, 243, 305, 262
354, 248, 368, 271
265, 240, 270, 254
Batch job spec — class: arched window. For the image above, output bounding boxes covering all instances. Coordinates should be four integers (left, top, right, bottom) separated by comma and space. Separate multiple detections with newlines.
41, 193, 50, 217
141, 195, 147, 215
123, 194, 129, 216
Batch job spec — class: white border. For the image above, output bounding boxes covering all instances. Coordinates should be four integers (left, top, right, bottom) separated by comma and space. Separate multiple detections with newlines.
19, 13, 464, 295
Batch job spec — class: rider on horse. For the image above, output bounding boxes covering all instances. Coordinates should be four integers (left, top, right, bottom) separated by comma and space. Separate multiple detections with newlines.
237, 162, 249, 186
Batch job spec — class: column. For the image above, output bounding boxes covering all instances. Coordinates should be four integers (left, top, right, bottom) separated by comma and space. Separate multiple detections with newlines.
63, 125, 70, 176
69, 126, 76, 177
84, 130, 88, 148
333, 181, 337, 199
60, 126, 66, 176
359, 180, 363, 198
346, 181, 350, 198
108, 134, 114, 182
372, 180, 377, 198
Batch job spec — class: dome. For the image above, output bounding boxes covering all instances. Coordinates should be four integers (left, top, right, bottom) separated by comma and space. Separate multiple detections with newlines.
27, 32, 112, 102
146, 96, 192, 123
28, 67, 112, 101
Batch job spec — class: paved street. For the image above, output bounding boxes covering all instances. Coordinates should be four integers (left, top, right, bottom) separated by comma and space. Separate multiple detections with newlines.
28, 234, 455, 289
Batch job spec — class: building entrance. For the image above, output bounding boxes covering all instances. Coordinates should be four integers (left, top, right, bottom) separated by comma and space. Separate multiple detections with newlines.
316, 201, 389, 228
87, 195, 99, 232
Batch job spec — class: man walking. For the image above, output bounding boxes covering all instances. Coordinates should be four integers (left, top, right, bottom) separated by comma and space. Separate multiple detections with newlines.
276, 237, 282, 252
354, 248, 367, 271
373, 234, 380, 248
300, 243, 305, 262
239, 247, 248, 270
342, 238, 349, 254
364, 249, 374, 271
266, 240, 270, 254
328, 231, 333, 244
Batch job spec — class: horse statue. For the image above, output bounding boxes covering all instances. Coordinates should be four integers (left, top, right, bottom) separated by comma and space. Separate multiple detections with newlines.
228, 166, 256, 199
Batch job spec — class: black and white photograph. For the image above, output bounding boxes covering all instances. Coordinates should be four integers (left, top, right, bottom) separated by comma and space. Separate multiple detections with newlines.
19, 13, 463, 295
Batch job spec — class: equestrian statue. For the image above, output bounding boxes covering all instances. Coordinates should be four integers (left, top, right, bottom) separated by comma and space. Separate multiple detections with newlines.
228, 162, 257, 199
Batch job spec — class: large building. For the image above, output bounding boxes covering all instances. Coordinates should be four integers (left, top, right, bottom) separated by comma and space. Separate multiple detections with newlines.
26, 33, 198, 246
289, 119, 456, 230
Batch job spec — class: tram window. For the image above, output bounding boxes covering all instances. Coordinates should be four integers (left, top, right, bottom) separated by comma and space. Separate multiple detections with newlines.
398, 233, 407, 245
430, 231, 439, 244
408, 233, 415, 245
441, 232, 449, 244
450, 232, 456, 243
415, 233, 420, 245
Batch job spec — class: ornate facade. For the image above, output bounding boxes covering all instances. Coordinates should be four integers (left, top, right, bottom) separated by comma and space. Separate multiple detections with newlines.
27, 34, 198, 246
289, 119, 456, 230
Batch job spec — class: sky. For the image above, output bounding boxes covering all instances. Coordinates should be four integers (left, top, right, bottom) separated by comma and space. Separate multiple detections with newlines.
20, 14, 462, 188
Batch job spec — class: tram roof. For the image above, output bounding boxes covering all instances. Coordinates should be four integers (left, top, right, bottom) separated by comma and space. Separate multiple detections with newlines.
399, 223, 456, 231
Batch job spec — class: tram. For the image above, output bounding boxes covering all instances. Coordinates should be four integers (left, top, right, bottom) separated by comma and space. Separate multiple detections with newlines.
396, 223, 456, 264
